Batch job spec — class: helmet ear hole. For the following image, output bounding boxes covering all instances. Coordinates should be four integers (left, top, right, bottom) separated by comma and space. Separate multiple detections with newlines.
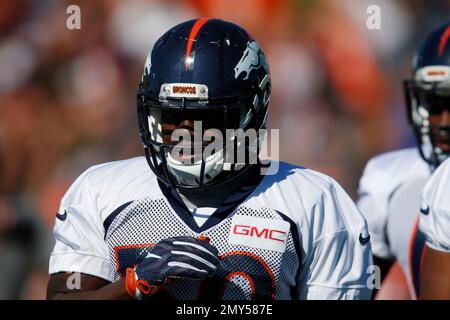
403, 80, 415, 126
147, 110, 162, 143
137, 94, 149, 146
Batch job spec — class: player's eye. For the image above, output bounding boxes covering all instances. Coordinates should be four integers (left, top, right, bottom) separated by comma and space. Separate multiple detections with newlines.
420, 92, 450, 115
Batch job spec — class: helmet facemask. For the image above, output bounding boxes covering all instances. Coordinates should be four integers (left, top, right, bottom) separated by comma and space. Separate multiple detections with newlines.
137, 88, 267, 190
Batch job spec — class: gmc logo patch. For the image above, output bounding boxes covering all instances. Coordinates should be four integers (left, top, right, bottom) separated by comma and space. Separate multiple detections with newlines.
229, 214, 290, 253
233, 225, 286, 242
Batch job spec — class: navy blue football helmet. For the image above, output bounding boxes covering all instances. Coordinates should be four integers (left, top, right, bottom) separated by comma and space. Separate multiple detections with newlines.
137, 18, 271, 189
404, 21, 450, 168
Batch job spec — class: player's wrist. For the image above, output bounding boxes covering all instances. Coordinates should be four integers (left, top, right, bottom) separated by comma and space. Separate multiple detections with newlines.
125, 268, 159, 300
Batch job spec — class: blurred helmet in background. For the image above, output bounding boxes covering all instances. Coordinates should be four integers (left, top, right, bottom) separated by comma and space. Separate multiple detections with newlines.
404, 21, 450, 168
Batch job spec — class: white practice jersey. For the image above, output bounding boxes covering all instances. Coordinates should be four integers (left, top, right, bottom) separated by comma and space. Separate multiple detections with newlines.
420, 157, 450, 253
356, 148, 431, 297
49, 157, 372, 300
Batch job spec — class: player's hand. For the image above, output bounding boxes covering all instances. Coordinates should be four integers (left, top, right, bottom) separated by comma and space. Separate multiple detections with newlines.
125, 236, 220, 299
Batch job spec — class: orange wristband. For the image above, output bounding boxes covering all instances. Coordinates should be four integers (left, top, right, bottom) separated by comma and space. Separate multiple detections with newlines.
125, 268, 159, 300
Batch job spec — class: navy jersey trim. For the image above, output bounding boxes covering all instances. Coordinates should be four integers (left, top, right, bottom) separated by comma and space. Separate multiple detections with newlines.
410, 219, 426, 298
157, 165, 266, 233
103, 201, 133, 238
275, 210, 302, 299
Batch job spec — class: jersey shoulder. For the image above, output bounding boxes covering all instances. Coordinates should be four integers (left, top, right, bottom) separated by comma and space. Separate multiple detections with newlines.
61, 157, 157, 217
364, 147, 427, 178
420, 157, 450, 252
423, 157, 450, 211
260, 161, 366, 233
263, 161, 343, 198
359, 148, 429, 197
82, 156, 155, 188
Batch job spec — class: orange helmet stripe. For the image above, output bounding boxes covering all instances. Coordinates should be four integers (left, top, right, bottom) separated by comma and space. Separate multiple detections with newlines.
438, 25, 450, 57
185, 17, 210, 70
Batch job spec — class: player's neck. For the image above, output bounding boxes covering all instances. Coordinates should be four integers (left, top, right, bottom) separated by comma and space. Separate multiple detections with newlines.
176, 164, 261, 209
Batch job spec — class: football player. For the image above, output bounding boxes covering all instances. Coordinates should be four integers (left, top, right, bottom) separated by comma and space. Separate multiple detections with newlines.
356, 22, 450, 299
46, 18, 372, 300
419, 157, 450, 299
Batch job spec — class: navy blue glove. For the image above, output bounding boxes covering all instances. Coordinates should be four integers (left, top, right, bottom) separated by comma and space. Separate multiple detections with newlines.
126, 236, 220, 299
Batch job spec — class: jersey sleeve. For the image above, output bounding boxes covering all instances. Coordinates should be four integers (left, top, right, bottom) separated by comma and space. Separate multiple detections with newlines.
356, 158, 393, 259
49, 168, 114, 282
299, 178, 373, 300
420, 159, 450, 253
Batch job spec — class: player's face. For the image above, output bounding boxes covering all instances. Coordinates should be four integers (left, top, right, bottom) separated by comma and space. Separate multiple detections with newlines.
160, 109, 223, 163
161, 110, 221, 143
159, 107, 248, 165
147, 103, 248, 165
427, 95, 450, 153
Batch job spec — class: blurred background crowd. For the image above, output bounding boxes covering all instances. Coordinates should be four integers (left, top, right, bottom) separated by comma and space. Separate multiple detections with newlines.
1, 0, 449, 299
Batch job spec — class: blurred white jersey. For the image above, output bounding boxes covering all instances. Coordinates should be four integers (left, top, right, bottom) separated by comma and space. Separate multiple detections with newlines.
420, 157, 450, 253
356, 148, 431, 297
49, 157, 372, 300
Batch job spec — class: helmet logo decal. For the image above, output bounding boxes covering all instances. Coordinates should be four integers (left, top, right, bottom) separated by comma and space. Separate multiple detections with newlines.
173, 85, 196, 95
415, 66, 450, 82
234, 41, 268, 80
159, 83, 209, 100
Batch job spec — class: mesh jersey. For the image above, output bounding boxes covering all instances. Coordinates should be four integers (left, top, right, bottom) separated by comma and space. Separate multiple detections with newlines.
49, 157, 372, 300
356, 148, 431, 298
420, 157, 450, 253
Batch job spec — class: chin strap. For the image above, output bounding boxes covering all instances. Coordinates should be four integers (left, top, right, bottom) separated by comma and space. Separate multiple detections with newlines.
125, 268, 160, 300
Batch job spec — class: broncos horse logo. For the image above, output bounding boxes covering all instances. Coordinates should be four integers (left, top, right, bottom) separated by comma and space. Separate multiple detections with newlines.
234, 41, 269, 80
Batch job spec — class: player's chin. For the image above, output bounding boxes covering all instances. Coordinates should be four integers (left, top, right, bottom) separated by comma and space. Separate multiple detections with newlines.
436, 142, 450, 152
169, 152, 204, 164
